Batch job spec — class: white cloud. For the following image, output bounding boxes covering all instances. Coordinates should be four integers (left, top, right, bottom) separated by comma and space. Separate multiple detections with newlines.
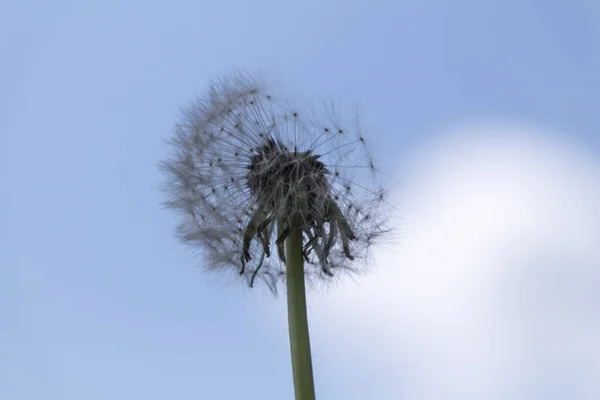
310, 121, 600, 399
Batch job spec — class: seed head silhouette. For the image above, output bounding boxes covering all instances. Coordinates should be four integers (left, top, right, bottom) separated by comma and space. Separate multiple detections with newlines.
161, 73, 390, 294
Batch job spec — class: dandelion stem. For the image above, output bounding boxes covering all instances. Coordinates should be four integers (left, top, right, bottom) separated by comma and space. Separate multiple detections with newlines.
286, 228, 316, 400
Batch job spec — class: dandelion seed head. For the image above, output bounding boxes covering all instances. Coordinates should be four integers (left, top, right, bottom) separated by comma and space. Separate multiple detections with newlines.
161, 72, 391, 293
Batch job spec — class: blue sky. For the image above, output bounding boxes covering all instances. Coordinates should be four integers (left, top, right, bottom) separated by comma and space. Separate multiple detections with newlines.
1, 1, 599, 399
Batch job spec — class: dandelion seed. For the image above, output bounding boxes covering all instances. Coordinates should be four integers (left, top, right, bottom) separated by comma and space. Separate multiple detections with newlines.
160, 72, 390, 293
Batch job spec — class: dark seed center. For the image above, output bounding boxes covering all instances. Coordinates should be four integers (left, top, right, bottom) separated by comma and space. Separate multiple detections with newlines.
246, 138, 329, 221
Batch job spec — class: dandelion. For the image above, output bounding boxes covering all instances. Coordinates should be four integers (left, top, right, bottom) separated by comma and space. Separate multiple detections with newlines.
160, 72, 390, 399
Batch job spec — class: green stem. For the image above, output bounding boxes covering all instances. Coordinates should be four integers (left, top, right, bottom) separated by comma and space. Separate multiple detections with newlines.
286, 228, 316, 400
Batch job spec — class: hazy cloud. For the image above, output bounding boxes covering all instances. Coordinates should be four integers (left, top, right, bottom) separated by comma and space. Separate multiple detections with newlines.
310, 121, 600, 399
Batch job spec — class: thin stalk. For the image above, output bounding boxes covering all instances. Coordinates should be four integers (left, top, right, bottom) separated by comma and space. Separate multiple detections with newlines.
286, 228, 316, 400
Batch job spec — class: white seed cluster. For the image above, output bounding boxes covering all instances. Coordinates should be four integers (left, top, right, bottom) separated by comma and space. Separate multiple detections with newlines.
161, 73, 389, 293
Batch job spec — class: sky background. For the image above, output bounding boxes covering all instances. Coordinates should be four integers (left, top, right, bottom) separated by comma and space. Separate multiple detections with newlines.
1, 0, 599, 399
